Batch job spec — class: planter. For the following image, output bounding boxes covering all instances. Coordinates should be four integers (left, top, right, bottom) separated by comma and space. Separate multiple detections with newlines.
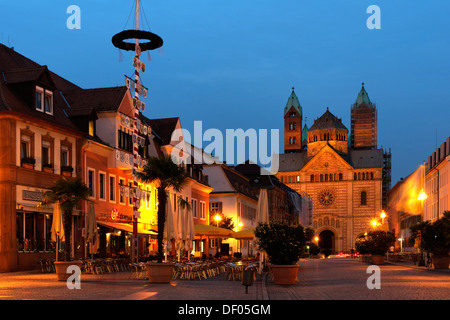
22, 163, 34, 169
62, 171, 72, 177
54, 260, 83, 281
270, 264, 300, 285
146, 262, 175, 283
43, 166, 53, 173
371, 254, 385, 265
432, 254, 449, 269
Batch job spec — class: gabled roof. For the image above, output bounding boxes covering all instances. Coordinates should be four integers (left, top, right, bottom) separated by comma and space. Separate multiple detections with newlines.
146, 117, 179, 146
284, 87, 302, 116
0, 44, 81, 132
63, 86, 128, 112
301, 144, 354, 172
219, 165, 258, 201
308, 108, 347, 131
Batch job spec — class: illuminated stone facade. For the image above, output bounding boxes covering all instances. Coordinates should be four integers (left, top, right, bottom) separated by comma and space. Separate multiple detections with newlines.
277, 85, 387, 253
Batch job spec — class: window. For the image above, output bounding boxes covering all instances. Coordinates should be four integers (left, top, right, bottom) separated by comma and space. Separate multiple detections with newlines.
210, 202, 222, 213
35, 87, 43, 112
61, 146, 69, 167
311, 174, 315, 182
200, 201, 206, 219
119, 178, 125, 204
191, 199, 198, 218
109, 175, 116, 202
88, 121, 95, 136
16, 211, 53, 252
128, 181, 133, 205
42, 140, 51, 166
118, 129, 133, 153
21, 134, 31, 159
361, 191, 367, 206
99, 172, 106, 200
44, 91, 53, 114
35, 86, 53, 114
88, 169, 95, 198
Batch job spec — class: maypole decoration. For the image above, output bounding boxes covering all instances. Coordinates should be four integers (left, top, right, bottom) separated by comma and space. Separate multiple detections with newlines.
112, 0, 163, 263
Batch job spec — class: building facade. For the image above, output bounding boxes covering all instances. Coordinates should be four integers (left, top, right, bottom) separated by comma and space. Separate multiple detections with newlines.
276, 85, 390, 253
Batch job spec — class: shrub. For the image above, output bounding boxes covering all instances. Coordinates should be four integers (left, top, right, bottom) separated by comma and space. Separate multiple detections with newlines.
255, 221, 307, 265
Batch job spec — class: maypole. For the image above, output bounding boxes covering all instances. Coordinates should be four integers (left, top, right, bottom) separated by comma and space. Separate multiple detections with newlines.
112, 0, 163, 263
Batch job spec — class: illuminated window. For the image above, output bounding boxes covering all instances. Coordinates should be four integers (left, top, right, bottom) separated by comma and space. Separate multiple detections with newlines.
89, 121, 95, 136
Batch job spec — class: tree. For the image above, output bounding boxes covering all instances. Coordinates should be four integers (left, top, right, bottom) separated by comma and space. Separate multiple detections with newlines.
41, 177, 90, 261
136, 154, 189, 263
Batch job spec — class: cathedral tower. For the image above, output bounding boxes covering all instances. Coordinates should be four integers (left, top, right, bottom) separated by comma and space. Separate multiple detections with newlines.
307, 108, 348, 157
284, 87, 302, 153
350, 83, 377, 149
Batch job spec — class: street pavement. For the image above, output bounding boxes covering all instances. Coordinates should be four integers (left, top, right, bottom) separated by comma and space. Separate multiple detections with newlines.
0, 258, 448, 301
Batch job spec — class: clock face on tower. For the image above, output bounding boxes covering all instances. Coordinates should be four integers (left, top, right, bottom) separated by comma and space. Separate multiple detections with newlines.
318, 189, 335, 206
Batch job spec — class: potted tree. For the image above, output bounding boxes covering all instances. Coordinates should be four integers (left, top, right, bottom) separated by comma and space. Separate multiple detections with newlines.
136, 154, 189, 283
360, 231, 396, 265
255, 221, 307, 285
410, 211, 450, 269
40, 177, 90, 280
355, 235, 372, 263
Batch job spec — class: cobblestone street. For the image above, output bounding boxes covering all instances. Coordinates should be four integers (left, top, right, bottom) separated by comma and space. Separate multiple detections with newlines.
0, 258, 448, 301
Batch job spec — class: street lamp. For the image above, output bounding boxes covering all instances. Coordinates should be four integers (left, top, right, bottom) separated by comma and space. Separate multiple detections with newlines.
214, 214, 222, 227
398, 238, 404, 252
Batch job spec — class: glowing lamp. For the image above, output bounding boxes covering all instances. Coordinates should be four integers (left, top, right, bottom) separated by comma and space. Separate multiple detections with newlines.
418, 189, 427, 201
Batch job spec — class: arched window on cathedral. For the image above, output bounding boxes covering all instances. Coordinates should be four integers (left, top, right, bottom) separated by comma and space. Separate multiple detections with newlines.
293, 137, 296, 144
354, 173, 357, 180
361, 191, 367, 206
311, 174, 315, 182
320, 174, 324, 182
339, 173, 343, 181
289, 137, 293, 144
371, 172, 374, 180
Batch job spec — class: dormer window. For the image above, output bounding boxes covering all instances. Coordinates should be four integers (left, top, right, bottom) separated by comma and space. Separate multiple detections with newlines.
35, 86, 53, 115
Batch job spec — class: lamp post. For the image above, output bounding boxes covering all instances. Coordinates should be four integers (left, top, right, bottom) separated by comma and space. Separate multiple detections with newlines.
214, 214, 222, 227
398, 238, 404, 253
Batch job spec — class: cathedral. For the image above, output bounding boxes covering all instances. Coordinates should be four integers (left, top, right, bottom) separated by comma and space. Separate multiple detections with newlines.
276, 84, 391, 253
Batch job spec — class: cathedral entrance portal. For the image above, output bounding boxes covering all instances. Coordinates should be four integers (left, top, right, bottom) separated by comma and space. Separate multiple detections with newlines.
319, 230, 335, 255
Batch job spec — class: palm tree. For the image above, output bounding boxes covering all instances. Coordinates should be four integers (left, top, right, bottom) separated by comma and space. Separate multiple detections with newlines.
41, 177, 90, 261
136, 154, 189, 263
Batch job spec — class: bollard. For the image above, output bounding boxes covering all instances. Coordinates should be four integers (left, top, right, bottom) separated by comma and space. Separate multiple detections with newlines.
242, 269, 254, 294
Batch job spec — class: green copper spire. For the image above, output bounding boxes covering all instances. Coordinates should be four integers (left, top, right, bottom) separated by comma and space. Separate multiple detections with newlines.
354, 82, 373, 107
302, 123, 308, 142
284, 87, 302, 116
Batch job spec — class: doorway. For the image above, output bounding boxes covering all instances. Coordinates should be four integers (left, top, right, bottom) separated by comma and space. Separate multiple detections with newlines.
319, 230, 335, 255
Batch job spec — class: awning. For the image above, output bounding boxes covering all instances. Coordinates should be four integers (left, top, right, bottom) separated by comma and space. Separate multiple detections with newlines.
231, 228, 255, 240
194, 224, 233, 238
97, 221, 157, 236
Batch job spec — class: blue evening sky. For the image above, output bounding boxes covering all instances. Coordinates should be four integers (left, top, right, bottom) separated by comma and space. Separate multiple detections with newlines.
1, 0, 449, 185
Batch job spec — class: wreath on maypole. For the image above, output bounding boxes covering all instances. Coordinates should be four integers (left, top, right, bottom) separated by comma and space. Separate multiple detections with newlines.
112, 29, 163, 52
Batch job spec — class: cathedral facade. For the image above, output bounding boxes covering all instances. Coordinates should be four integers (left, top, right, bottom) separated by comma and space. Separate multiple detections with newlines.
276, 84, 391, 253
